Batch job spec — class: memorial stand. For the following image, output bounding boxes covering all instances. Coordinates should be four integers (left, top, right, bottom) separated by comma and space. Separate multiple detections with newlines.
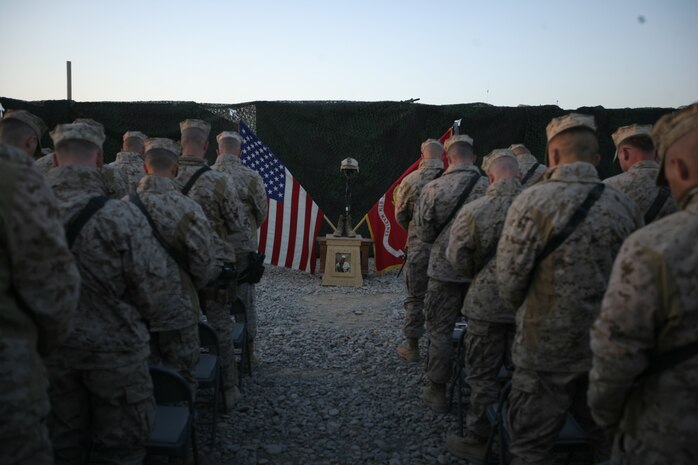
321, 234, 364, 287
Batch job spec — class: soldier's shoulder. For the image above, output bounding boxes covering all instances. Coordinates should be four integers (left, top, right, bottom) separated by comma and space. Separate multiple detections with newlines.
0, 143, 33, 166
626, 209, 698, 254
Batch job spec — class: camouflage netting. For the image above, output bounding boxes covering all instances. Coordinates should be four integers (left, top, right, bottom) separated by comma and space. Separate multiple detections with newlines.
0, 97, 674, 236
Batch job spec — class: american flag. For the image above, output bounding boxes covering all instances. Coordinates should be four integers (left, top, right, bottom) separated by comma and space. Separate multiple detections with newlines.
239, 120, 324, 273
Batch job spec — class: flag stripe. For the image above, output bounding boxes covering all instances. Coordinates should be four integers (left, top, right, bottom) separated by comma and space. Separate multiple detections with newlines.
258, 198, 270, 255
284, 179, 302, 269
271, 198, 285, 265
290, 186, 307, 270
297, 193, 312, 271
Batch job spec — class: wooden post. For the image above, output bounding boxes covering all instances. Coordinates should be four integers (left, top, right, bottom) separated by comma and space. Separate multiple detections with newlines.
67, 61, 72, 101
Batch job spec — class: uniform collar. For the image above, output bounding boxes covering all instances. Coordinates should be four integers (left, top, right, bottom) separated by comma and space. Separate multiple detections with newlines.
47, 165, 106, 197
214, 153, 243, 167
418, 158, 444, 170
115, 151, 144, 163
178, 156, 207, 167
137, 174, 176, 193
544, 161, 600, 183
487, 176, 522, 195
628, 159, 659, 172
444, 163, 480, 175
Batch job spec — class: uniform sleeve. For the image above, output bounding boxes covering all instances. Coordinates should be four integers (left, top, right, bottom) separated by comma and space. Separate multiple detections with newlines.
217, 177, 248, 245
249, 174, 268, 228
102, 165, 129, 199
446, 208, 478, 277
121, 206, 171, 323
588, 237, 658, 430
496, 195, 544, 312
180, 205, 219, 289
413, 187, 437, 244
7, 165, 80, 356
394, 182, 412, 231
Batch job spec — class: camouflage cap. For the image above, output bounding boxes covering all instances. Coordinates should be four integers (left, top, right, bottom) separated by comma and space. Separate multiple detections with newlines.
216, 131, 243, 144
123, 130, 148, 142
2, 109, 48, 157
180, 119, 211, 137
72, 118, 105, 133
546, 113, 596, 142
144, 137, 181, 156
50, 123, 105, 148
482, 148, 516, 174
652, 103, 698, 186
444, 134, 474, 153
611, 124, 653, 160
420, 138, 444, 153
508, 143, 529, 153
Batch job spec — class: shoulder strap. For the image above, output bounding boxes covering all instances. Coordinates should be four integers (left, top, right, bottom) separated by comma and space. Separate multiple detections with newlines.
521, 162, 542, 185
129, 193, 191, 276
432, 168, 444, 180
640, 340, 698, 380
181, 165, 211, 196
535, 183, 606, 265
65, 196, 111, 248
435, 173, 481, 238
644, 186, 671, 224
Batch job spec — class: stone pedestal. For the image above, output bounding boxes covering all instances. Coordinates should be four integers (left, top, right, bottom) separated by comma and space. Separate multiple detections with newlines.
321, 234, 364, 287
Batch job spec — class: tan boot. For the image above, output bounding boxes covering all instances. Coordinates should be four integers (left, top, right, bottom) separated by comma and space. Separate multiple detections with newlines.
422, 382, 448, 413
446, 432, 488, 463
225, 385, 241, 407
396, 338, 419, 362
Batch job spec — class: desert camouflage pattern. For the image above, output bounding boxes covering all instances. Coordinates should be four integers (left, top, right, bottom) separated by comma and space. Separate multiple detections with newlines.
0, 144, 80, 465
424, 279, 466, 385
149, 324, 200, 394
464, 319, 514, 438
589, 185, 698, 465
45, 166, 170, 367
413, 163, 488, 283
395, 157, 444, 233
236, 252, 258, 340
130, 174, 219, 331
508, 368, 609, 465
48, 358, 154, 465
110, 151, 145, 192
101, 163, 129, 199
212, 154, 268, 253
447, 177, 521, 323
497, 162, 642, 373
206, 300, 239, 389
603, 160, 677, 222
516, 152, 546, 187
176, 156, 247, 263
34, 152, 55, 175
395, 157, 444, 339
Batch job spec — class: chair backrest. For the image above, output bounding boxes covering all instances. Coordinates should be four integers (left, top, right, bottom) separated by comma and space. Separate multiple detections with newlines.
150, 365, 193, 406
198, 321, 220, 356
230, 297, 246, 317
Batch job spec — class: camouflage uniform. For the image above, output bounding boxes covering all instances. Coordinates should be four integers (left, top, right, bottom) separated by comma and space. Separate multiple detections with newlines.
45, 165, 170, 465
110, 151, 145, 192
101, 163, 129, 198
496, 162, 642, 465
446, 176, 521, 438
128, 174, 219, 392
413, 163, 488, 385
515, 152, 546, 187
604, 159, 677, 222
34, 152, 54, 176
0, 144, 80, 465
212, 153, 268, 341
176, 156, 247, 390
394, 157, 444, 339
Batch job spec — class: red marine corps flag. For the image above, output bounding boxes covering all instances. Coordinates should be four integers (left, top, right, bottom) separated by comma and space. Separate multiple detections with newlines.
363, 123, 458, 272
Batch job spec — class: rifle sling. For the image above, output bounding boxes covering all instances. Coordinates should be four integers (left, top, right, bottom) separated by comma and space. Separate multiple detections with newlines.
181, 165, 211, 196
65, 196, 111, 248
644, 186, 670, 224
434, 173, 481, 239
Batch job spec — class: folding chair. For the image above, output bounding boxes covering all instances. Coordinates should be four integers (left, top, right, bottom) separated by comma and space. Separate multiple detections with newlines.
146, 365, 198, 465
230, 297, 252, 379
483, 381, 590, 465
449, 320, 469, 435
196, 321, 227, 445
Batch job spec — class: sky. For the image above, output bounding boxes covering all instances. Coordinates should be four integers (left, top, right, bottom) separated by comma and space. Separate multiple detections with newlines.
1, 0, 696, 109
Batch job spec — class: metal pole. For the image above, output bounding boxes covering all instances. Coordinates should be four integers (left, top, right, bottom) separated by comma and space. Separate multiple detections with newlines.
67, 61, 72, 100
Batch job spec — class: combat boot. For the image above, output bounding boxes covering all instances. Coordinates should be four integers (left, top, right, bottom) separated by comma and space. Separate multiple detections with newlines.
422, 382, 448, 413
396, 338, 419, 362
446, 432, 488, 463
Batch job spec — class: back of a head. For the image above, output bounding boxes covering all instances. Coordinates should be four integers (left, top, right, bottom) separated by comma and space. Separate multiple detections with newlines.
447, 141, 475, 164
619, 134, 655, 157
549, 127, 599, 165
0, 118, 36, 153
50, 123, 104, 167
488, 155, 520, 183
145, 148, 177, 174
123, 137, 145, 154
421, 139, 444, 159
181, 128, 207, 152
218, 136, 242, 155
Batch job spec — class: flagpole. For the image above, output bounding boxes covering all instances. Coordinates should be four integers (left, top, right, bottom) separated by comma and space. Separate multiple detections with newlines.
323, 215, 337, 231
352, 214, 367, 232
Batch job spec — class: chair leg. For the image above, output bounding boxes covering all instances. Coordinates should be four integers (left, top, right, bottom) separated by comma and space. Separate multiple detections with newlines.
219, 365, 228, 414
210, 371, 219, 446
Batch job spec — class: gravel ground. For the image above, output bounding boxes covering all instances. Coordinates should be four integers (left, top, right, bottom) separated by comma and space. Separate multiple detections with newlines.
197, 260, 473, 465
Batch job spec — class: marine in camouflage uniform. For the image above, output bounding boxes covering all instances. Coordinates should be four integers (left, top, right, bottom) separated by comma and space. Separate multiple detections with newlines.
497, 114, 642, 465
45, 123, 170, 465
604, 123, 677, 223
0, 109, 47, 159
393, 139, 444, 361
0, 143, 81, 465
126, 138, 219, 394
175, 119, 247, 404
510, 143, 546, 188
109, 130, 147, 192
589, 103, 698, 465
445, 149, 521, 461
213, 131, 268, 358
412, 134, 488, 412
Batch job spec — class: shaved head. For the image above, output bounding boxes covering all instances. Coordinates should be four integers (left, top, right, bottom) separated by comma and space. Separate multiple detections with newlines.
181, 127, 209, 157
547, 128, 600, 167
145, 149, 177, 174
217, 137, 242, 156
422, 142, 443, 159
664, 126, 698, 201
447, 141, 475, 165
54, 139, 102, 168
488, 156, 520, 183
0, 119, 39, 157
123, 137, 145, 154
